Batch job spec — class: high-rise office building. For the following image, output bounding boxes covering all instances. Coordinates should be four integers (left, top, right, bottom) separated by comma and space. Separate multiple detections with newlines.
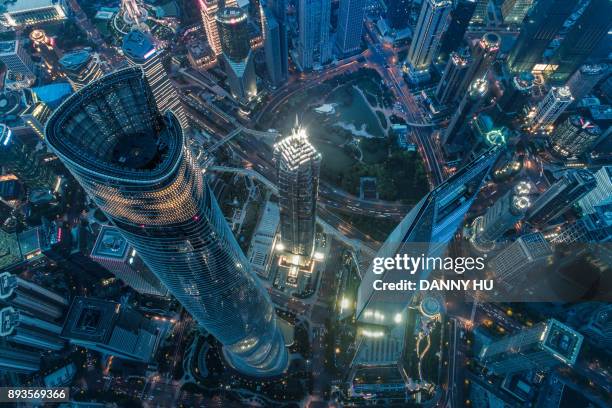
0, 306, 65, 351
466, 32, 500, 81
262, 8, 287, 87
469, 0, 490, 25
0, 124, 58, 190
578, 166, 612, 216
479, 318, 583, 375
438, 0, 476, 61
336, 0, 366, 56
528, 170, 596, 225
356, 147, 499, 328
501, 0, 533, 24
0, 272, 68, 322
550, 115, 602, 158
472, 181, 531, 248
122, 30, 188, 130
61, 297, 161, 363
548, 0, 612, 84
440, 32, 498, 106
265, 0, 288, 86
59, 49, 104, 91
435, 48, 471, 105
386, 0, 411, 29
45, 67, 287, 377
20, 98, 53, 140
217, 7, 258, 103
507, 0, 578, 73
405, 0, 452, 82
580, 305, 612, 349
298, 0, 331, 70
527, 86, 573, 131
274, 123, 321, 262
0, 0, 67, 29
552, 207, 612, 244
0, 40, 35, 78
90, 226, 168, 297
443, 78, 489, 145
200, 0, 239, 56
565, 64, 609, 103
493, 72, 534, 121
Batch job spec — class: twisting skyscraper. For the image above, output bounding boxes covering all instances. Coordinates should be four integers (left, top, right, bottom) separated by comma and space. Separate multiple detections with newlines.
45, 68, 288, 377
274, 122, 321, 263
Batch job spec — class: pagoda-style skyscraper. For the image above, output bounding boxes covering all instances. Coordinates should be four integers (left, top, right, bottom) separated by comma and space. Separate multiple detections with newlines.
274, 121, 321, 265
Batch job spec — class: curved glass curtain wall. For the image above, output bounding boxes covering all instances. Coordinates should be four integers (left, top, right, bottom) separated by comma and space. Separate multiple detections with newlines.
45, 67, 288, 377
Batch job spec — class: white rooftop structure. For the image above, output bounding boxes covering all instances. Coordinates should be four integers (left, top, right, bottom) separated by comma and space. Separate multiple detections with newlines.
0, 0, 67, 29
248, 201, 280, 278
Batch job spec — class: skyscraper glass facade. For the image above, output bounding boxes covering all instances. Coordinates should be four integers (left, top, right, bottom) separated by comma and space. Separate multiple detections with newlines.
274, 124, 321, 259
45, 67, 287, 377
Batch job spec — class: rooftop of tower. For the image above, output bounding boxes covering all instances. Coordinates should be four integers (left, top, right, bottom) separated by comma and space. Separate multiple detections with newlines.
216, 7, 247, 24
568, 115, 602, 135
273, 125, 321, 172
45, 67, 184, 182
122, 30, 156, 62
541, 319, 583, 365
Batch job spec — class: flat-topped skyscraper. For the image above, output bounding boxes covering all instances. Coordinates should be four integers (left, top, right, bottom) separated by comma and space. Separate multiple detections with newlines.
479, 318, 583, 375
90, 226, 168, 297
274, 122, 321, 263
45, 67, 287, 377
58, 49, 104, 91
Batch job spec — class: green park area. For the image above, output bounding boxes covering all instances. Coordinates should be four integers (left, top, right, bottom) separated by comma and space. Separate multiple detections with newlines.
260, 69, 428, 203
